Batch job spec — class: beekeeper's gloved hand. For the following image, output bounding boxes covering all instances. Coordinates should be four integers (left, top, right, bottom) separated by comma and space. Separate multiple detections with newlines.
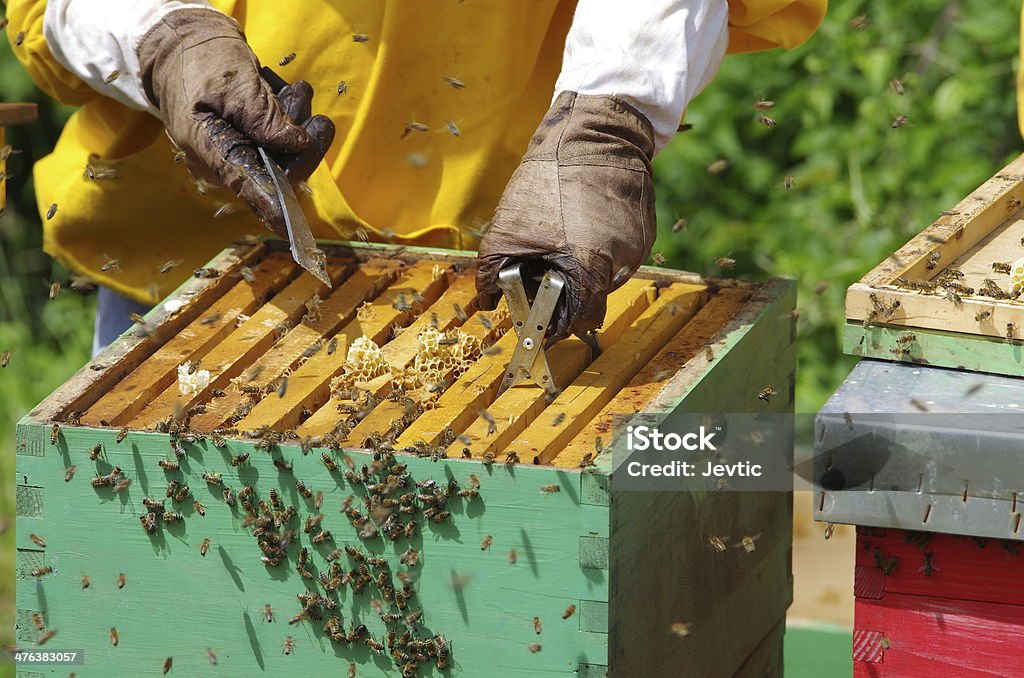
475, 0, 730, 340
137, 9, 334, 236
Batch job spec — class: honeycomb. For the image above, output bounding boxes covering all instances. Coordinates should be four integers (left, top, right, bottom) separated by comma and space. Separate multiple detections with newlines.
1011, 256, 1024, 294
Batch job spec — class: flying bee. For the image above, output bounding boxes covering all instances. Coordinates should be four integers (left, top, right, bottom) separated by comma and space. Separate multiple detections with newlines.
278, 52, 296, 66
540, 484, 560, 494
65, 465, 77, 482
0, 350, 8, 368
352, 33, 370, 42
100, 256, 121, 272
49, 281, 61, 300
909, 398, 929, 412
158, 259, 183, 275
715, 257, 736, 269
314, 491, 324, 510
890, 78, 904, 95
443, 75, 466, 89
37, 628, 57, 645
282, 635, 294, 656
32, 612, 45, 631
206, 648, 218, 665
104, 70, 120, 84
1008, 323, 1017, 344
14, 31, 25, 46
263, 604, 275, 623
736, 534, 761, 553
480, 536, 493, 551
652, 252, 667, 266
891, 114, 909, 129
784, 175, 796, 190
193, 500, 206, 517
669, 622, 692, 638
110, 627, 119, 646
50, 423, 61, 445
757, 386, 777, 402
31, 566, 53, 577
200, 538, 210, 557
81, 575, 91, 589
756, 115, 776, 128
528, 643, 542, 653
336, 81, 348, 95
29, 533, 46, 548
46, 203, 58, 220
707, 536, 728, 552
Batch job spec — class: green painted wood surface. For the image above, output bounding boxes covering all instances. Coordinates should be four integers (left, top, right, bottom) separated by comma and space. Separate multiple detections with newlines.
15, 425, 608, 676
605, 279, 796, 676
844, 321, 1024, 377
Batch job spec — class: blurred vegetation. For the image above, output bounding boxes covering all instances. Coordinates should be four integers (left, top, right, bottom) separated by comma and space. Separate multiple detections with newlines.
0, 0, 1020, 666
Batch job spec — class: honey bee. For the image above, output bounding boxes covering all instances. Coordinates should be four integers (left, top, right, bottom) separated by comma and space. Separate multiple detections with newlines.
64, 465, 77, 482
110, 627, 119, 646
31, 566, 53, 577
31, 612, 45, 631
158, 459, 179, 471
46, 203, 58, 220
263, 604, 275, 623
669, 621, 692, 637
202, 472, 223, 485
278, 52, 296, 66
335, 80, 348, 96
163, 512, 184, 522
540, 484, 560, 494
352, 33, 370, 42
140, 512, 158, 534
200, 538, 210, 557
14, 31, 25, 46
223, 487, 236, 507
891, 114, 909, 129
228, 452, 249, 467
193, 500, 206, 517
50, 423, 60, 445
104, 70, 120, 84
295, 480, 313, 498
206, 648, 218, 665
37, 628, 57, 645
142, 497, 164, 513
174, 484, 191, 502
480, 536, 493, 551
29, 533, 46, 548
533, 616, 542, 634
273, 458, 293, 472
282, 634, 296, 656
1007, 323, 1017, 344
116, 427, 129, 444
707, 536, 728, 552
757, 386, 777, 402
347, 663, 357, 677
562, 603, 576, 619
81, 575, 91, 589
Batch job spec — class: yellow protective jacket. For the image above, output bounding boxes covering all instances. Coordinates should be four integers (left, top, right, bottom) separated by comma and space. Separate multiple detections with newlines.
7, 0, 826, 303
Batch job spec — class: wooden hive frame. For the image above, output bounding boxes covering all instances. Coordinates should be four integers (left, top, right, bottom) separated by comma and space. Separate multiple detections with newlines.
15, 239, 796, 676
845, 153, 1024, 375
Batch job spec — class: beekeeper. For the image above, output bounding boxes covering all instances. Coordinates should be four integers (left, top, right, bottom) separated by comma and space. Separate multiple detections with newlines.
6, 0, 825, 351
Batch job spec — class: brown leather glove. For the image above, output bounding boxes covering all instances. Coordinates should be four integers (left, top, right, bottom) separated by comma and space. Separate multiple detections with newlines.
475, 92, 657, 340
137, 8, 334, 236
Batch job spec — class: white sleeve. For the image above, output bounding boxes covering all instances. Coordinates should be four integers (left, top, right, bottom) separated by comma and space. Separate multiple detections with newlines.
554, 0, 730, 154
43, 0, 219, 114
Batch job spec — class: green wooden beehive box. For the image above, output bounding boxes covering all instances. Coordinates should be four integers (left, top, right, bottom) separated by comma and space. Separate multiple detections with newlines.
14, 239, 795, 677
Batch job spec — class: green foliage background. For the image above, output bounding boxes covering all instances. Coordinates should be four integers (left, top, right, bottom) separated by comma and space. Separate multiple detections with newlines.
0, 0, 1020, 669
